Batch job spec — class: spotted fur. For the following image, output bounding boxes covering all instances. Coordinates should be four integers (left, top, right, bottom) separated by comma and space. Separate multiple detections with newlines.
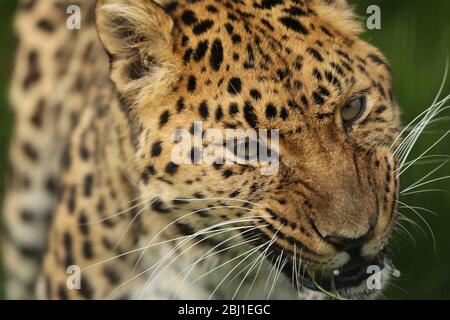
3, 0, 400, 299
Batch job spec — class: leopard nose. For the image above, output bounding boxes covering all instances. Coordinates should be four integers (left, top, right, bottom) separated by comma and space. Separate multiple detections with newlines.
324, 234, 370, 254
312, 216, 376, 254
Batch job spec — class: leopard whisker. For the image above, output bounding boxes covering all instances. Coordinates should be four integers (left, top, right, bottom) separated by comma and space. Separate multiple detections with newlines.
392, 95, 448, 157
107, 222, 262, 299
396, 100, 450, 163
401, 188, 448, 196
132, 205, 265, 272
400, 152, 449, 187
173, 226, 264, 299
82, 219, 260, 272
185, 226, 280, 297
397, 200, 436, 253
391, 57, 448, 157
398, 129, 450, 177
137, 216, 268, 298
80, 194, 153, 225
82, 232, 211, 271
268, 255, 288, 300
244, 247, 275, 300
402, 175, 450, 194
292, 245, 299, 297
396, 103, 450, 166
205, 240, 273, 300
396, 213, 423, 231
394, 219, 417, 246
266, 251, 285, 300
171, 196, 263, 208
396, 209, 426, 236
113, 197, 158, 250
399, 205, 438, 217
263, 254, 277, 295
295, 247, 304, 299
227, 248, 264, 299
120, 170, 142, 191
140, 218, 266, 299
230, 237, 275, 300
393, 88, 450, 168
401, 155, 450, 167
292, 245, 305, 299
292, 245, 297, 289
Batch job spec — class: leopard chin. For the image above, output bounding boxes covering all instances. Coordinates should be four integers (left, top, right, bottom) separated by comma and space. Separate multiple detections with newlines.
280, 251, 393, 299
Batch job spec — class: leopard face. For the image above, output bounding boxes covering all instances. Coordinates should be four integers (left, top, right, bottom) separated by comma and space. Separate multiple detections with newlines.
96, 0, 400, 298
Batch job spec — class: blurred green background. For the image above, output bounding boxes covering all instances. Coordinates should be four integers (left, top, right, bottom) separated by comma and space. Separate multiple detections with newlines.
0, 0, 16, 299
0, 0, 449, 299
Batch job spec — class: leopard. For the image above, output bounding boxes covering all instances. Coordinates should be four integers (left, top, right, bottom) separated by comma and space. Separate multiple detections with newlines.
3, 0, 401, 300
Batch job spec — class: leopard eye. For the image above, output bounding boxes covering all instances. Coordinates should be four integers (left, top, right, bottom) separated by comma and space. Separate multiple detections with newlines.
341, 96, 366, 125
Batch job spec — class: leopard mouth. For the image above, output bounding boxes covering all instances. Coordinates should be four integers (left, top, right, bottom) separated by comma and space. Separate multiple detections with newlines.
282, 251, 389, 297
242, 229, 391, 298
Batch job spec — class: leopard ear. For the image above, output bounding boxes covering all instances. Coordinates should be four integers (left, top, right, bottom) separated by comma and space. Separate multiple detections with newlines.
323, 0, 349, 11
315, 0, 361, 35
96, 0, 180, 101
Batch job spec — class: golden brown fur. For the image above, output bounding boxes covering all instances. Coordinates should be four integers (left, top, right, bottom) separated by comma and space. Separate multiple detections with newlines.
4, 0, 400, 299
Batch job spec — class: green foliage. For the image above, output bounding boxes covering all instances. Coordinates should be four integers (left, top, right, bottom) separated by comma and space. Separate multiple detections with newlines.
0, 0, 17, 299
353, 0, 450, 299
0, 0, 448, 299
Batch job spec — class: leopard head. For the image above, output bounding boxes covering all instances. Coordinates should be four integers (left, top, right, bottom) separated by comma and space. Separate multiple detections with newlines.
96, 0, 401, 299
